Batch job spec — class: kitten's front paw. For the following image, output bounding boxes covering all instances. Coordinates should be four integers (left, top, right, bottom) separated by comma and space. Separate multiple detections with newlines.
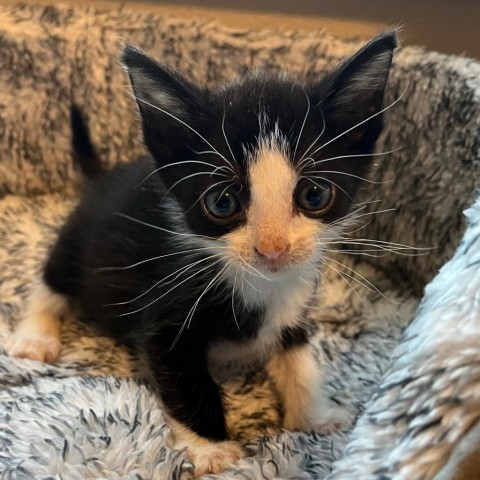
6, 333, 61, 363
284, 401, 354, 435
309, 403, 354, 435
187, 440, 244, 478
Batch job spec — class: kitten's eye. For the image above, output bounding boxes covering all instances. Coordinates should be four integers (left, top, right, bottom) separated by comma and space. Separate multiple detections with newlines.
295, 181, 335, 217
202, 189, 240, 223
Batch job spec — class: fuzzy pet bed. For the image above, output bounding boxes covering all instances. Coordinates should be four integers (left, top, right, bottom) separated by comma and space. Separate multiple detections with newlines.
1, 4, 480, 479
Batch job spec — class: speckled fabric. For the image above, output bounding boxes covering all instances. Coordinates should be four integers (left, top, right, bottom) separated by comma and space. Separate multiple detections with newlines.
0, 3, 479, 479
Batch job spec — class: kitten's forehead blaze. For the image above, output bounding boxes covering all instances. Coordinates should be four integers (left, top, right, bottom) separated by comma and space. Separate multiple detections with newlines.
221, 144, 324, 268
248, 146, 296, 252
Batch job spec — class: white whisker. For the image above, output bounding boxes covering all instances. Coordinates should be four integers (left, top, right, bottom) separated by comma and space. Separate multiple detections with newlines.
116, 256, 227, 316
171, 262, 231, 350
310, 170, 390, 185
222, 105, 237, 165
298, 109, 326, 165
237, 256, 272, 281
293, 92, 310, 162
135, 160, 232, 188
134, 94, 236, 173
301, 146, 404, 172
106, 253, 224, 306
328, 207, 396, 227
319, 258, 367, 308
323, 255, 400, 304
231, 272, 240, 330
96, 246, 228, 272
114, 212, 222, 243
160, 171, 231, 203
308, 89, 406, 158
240, 269, 249, 310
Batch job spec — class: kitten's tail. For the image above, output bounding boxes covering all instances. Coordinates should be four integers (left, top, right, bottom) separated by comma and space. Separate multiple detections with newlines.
70, 104, 104, 179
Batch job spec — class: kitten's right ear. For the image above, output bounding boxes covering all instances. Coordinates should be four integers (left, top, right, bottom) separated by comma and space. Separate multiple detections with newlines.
122, 46, 198, 161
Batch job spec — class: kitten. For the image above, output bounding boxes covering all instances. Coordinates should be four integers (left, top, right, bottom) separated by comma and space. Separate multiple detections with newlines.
7, 32, 397, 477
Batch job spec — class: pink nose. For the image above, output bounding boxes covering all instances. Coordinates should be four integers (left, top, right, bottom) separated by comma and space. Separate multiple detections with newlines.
255, 245, 288, 261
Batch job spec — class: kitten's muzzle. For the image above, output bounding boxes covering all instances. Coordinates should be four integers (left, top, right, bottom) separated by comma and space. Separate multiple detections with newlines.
254, 242, 290, 271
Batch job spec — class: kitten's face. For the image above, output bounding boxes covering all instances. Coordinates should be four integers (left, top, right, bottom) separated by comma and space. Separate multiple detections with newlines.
123, 32, 396, 279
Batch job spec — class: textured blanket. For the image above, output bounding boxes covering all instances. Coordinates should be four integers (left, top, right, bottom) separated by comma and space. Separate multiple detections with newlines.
0, 4, 479, 479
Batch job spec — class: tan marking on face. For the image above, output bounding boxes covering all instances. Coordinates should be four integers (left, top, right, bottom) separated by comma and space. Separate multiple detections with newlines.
221, 145, 328, 272
248, 146, 296, 255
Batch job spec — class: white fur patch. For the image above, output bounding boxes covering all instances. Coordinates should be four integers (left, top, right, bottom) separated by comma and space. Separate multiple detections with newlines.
7, 281, 65, 363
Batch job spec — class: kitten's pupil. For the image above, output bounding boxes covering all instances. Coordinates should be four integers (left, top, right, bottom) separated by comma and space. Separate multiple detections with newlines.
215, 194, 233, 214
306, 187, 323, 208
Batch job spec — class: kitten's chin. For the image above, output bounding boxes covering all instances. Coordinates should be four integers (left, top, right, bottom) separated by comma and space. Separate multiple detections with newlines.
258, 259, 312, 279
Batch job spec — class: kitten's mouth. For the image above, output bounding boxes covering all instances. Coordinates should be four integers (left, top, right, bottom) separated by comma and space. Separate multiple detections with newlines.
257, 256, 297, 274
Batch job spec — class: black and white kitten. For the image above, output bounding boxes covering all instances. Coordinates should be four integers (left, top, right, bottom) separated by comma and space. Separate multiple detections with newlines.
7, 32, 397, 476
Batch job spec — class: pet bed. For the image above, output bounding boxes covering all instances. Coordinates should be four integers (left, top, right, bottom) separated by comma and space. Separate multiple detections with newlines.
0, 4, 479, 479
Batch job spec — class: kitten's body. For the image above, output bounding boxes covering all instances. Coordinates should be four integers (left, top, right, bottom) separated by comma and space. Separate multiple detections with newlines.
7, 32, 397, 476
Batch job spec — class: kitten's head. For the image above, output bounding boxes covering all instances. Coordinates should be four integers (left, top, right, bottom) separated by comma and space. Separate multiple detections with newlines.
123, 32, 396, 282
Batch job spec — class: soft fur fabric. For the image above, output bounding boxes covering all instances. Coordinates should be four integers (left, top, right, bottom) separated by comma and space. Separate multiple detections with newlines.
0, 4, 479, 479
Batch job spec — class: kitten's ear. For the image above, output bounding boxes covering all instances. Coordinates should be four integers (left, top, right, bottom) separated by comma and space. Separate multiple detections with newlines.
318, 31, 398, 148
122, 46, 199, 161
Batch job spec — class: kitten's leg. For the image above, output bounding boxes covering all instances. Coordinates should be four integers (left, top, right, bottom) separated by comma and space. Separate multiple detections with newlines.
267, 333, 353, 434
146, 339, 244, 477
6, 282, 64, 363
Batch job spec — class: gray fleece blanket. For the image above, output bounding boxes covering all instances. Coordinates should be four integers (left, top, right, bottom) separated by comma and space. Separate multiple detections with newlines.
0, 4, 479, 479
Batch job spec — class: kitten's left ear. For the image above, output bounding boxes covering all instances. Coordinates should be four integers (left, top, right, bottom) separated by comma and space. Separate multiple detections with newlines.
317, 31, 398, 148
122, 46, 200, 162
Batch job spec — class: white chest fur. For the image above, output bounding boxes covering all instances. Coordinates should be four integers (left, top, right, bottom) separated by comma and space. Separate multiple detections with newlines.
208, 267, 315, 371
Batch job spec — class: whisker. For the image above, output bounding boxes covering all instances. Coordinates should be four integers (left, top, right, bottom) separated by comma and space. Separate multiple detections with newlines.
323, 248, 389, 258
116, 256, 227, 316
325, 255, 401, 304
293, 92, 310, 162
192, 150, 237, 177
95, 246, 228, 272
243, 274, 261, 293
307, 88, 406, 158
308, 170, 390, 185
114, 212, 222, 243
237, 256, 272, 281
135, 160, 232, 189
340, 221, 371, 236
319, 258, 368, 308
133, 95, 236, 173
327, 205, 368, 227
171, 262, 231, 350
323, 247, 430, 258
328, 207, 396, 227
105, 253, 224, 306
222, 105, 237, 165
160, 171, 231, 203
231, 272, 240, 330
301, 146, 404, 172
298, 109, 326, 166
240, 269, 249, 310
327, 235, 433, 250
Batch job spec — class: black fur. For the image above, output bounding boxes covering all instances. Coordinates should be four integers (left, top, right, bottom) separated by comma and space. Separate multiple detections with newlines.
45, 32, 397, 441
70, 104, 102, 179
